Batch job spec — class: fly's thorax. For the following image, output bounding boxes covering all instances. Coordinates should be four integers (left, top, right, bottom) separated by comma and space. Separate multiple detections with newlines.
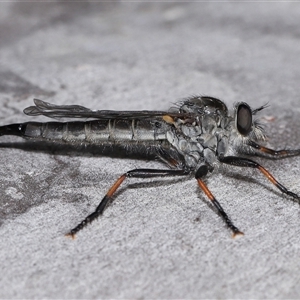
166, 129, 203, 168
178, 96, 228, 117
165, 104, 234, 169
166, 117, 221, 169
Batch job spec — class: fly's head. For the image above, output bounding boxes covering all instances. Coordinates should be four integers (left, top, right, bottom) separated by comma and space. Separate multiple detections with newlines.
230, 102, 267, 153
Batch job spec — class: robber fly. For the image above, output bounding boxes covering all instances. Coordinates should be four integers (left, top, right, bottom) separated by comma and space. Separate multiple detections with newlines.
0, 96, 299, 238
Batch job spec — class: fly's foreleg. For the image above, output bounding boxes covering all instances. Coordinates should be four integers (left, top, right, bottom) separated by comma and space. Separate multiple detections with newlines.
195, 165, 244, 238
219, 156, 300, 201
66, 168, 189, 238
248, 140, 300, 158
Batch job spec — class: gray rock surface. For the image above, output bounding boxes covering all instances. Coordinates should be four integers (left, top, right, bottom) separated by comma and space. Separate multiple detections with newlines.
0, 3, 300, 299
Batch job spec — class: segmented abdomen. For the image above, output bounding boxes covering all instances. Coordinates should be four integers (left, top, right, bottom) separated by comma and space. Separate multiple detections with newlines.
1, 119, 169, 144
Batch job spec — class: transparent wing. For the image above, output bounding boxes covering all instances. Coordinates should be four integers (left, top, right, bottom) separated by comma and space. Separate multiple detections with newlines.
24, 99, 189, 120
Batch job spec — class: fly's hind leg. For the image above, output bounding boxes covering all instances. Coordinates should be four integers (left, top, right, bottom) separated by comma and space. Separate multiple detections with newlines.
66, 168, 189, 238
195, 165, 244, 238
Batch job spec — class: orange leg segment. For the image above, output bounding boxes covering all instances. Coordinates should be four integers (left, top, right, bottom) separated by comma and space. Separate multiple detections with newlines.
197, 178, 244, 238
66, 168, 188, 238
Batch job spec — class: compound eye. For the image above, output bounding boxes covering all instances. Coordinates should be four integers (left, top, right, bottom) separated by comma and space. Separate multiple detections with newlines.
236, 103, 252, 136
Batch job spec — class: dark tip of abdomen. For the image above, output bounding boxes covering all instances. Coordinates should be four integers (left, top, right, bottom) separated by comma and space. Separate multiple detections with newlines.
0, 123, 27, 137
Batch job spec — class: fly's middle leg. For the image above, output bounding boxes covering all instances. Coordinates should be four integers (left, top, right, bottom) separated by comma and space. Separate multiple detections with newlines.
195, 165, 244, 238
66, 168, 189, 238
